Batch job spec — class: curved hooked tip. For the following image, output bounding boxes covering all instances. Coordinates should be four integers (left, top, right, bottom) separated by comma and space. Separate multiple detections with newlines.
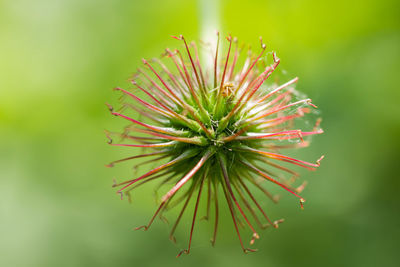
210, 238, 216, 247
272, 52, 280, 63
105, 103, 120, 118
250, 232, 260, 245
300, 198, 306, 210
316, 155, 325, 166
134, 225, 148, 231
105, 103, 114, 112
176, 249, 189, 258
306, 99, 318, 108
104, 130, 113, 144
259, 36, 266, 49
161, 48, 171, 57
273, 218, 285, 228
243, 248, 258, 254
171, 34, 183, 40
141, 58, 148, 64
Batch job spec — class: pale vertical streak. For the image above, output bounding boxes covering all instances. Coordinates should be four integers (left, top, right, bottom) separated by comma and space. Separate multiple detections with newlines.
198, 0, 220, 72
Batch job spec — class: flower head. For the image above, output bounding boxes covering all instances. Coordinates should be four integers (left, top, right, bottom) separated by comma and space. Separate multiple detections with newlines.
107, 33, 324, 256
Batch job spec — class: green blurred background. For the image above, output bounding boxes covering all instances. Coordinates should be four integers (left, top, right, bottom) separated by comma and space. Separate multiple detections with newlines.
1, 0, 399, 266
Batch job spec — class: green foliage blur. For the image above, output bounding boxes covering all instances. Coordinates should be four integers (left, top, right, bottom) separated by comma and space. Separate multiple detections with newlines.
1, 0, 399, 266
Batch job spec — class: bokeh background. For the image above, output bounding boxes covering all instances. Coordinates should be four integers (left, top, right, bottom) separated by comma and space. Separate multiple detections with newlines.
1, 0, 399, 266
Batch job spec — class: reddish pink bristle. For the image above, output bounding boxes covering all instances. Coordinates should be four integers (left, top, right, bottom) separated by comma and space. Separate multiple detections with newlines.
256, 77, 299, 104
164, 185, 193, 211
105, 130, 160, 143
110, 109, 189, 137
213, 35, 233, 114
235, 130, 305, 141
133, 83, 205, 133
271, 94, 292, 111
244, 173, 280, 204
138, 68, 182, 107
106, 151, 167, 168
122, 103, 162, 124
240, 159, 304, 201
131, 154, 170, 171
244, 147, 323, 168
142, 59, 185, 104
161, 150, 213, 202
219, 156, 259, 244
114, 88, 174, 119
238, 178, 274, 227
178, 173, 206, 257
244, 56, 280, 103
125, 171, 171, 193
210, 181, 219, 247
248, 99, 317, 124
232, 180, 265, 229
179, 35, 205, 95
173, 50, 213, 135
220, 127, 248, 142
246, 66, 272, 93
132, 81, 178, 114
169, 184, 197, 243
152, 58, 188, 97
264, 90, 294, 110
255, 164, 296, 190
223, 65, 274, 123
190, 41, 207, 91
261, 141, 310, 150
259, 159, 300, 178
234, 41, 266, 95
116, 151, 197, 193
165, 48, 191, 90
238, 50, 251, 84
257, 108, 310, 128
257, 130, 322, 140
135, 202, 165, 231
175, 50, 202, 105
151, 55, 214, 139
220, 174, 256, 253
201, 175, 211, 221
109, 142, 174, 148
227, 37, 239, 81
124, 128, 205, 146
136, 73, 176, 108
219, 35, 233, 91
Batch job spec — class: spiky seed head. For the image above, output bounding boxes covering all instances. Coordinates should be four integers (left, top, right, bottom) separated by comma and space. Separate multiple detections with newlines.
107, 33, 324, 256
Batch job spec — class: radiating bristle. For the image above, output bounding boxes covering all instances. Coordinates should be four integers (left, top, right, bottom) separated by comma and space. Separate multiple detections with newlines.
107, 33, 324, 256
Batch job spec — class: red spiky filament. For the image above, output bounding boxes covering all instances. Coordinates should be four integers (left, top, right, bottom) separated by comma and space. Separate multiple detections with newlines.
107, 33, 324, 257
